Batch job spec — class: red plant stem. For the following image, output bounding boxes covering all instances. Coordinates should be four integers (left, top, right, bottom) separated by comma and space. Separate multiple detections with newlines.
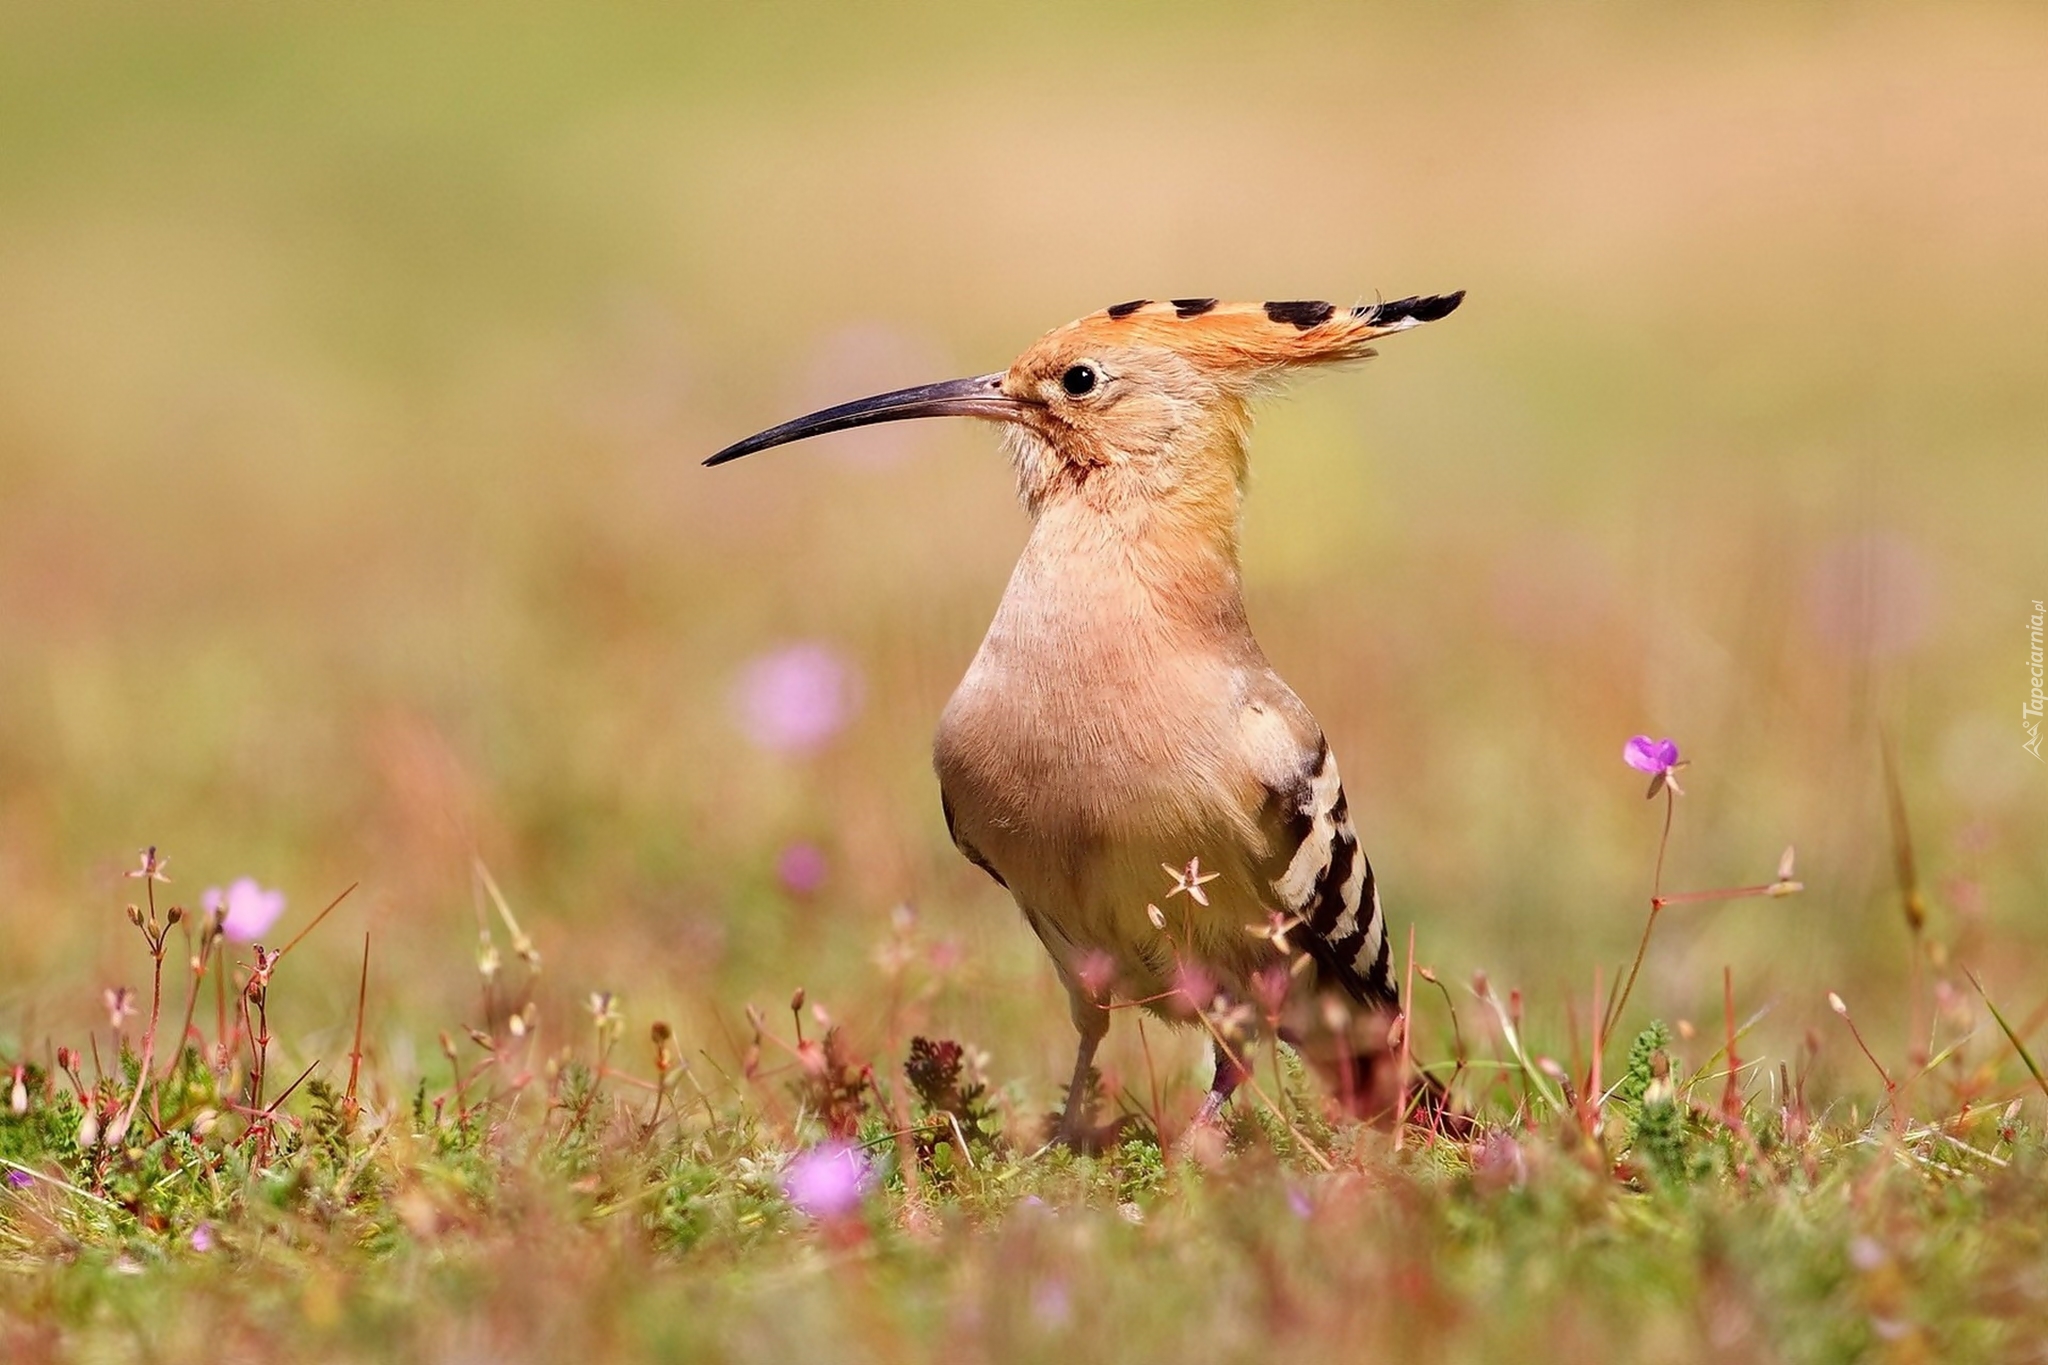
112, 945, 166, 1142
1837, 1008, 1900, 1129
1192, 1007, 1333, 1171
1653, 884, 1773, 907
1606, 911, 1664, 1045
246, 978, 272, 1162
214, 958, 227, 1067
1587, 965, 1604, 1131
1603, 785, 1677, 1045
1651, 783, 1675, 895
161, 930, 216, 1085
345, 932, 370, 1116
265, 1060, 319, 1114
1721, 967, 1743, 1126
277, 882, 357, 960
1142, 905, 1330, 1168
565, 1026, 617, 1137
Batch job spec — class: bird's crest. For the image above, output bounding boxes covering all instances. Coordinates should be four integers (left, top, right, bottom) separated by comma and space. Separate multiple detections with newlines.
1042, 293, 1465, 377
702, 289, 1465, 468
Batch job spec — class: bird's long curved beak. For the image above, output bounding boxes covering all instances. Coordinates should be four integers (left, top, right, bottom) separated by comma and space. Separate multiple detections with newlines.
704, 372, 1029, 467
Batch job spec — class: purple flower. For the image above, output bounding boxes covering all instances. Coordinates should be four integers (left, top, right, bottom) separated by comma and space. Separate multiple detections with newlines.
1623, 736, 1680, 774
5, 1169, 33, 1189
190, 1222, 215, 1253
202, 878, 286, 944
781, 1140, 871, 1220
1624, 736, 1685, 798
776, 842, 829, 896
1030, 1277, 1073, 1328
732, 644, 862, 754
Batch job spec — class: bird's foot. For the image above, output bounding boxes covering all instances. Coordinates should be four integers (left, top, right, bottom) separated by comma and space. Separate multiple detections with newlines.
1172, 1090, 1234, 1162
1405, 1073, 1478, 1140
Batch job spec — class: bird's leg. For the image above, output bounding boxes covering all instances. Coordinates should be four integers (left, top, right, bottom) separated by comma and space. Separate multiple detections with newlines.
1287, 999, 1406, 1125
1191, 1034, 1252, 1128
1052, 985, 1111, 1148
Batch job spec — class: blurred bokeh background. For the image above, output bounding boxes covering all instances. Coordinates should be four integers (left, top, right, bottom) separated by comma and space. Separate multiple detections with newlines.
1, 2, 2042, 1104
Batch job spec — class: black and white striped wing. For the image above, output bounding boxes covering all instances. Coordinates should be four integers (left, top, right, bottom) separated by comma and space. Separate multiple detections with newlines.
1259, 736, 1396, 1010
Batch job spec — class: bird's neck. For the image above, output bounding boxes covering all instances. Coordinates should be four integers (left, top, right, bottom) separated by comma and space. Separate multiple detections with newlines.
1008, 465, 1249, 643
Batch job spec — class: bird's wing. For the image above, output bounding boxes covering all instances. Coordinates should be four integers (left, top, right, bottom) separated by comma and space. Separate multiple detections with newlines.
1239, 676, 1396, 1010
941, 789, 1008, 889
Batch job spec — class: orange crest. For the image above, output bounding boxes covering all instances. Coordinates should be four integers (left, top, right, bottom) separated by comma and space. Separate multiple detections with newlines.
1033, 293, 1464, 379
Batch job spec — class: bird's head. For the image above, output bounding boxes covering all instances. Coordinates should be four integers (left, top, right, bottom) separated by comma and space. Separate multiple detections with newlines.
707, 292, 1462, 517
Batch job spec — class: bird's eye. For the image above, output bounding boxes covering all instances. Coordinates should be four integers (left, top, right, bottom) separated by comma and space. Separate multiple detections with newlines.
1060, 364, 1098, 398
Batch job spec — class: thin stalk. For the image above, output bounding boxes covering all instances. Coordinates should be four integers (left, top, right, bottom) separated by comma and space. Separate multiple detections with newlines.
1604, 784, 1676, 1043
345, 932, 371, 1119
111, 937, 168, 1145
161, 924, 218, 1084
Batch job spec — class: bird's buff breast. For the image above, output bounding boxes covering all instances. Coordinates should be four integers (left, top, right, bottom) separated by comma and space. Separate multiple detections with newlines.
933, 651, 1276, 999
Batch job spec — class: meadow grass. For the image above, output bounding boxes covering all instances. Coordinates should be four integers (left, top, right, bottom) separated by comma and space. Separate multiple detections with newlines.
3, 3, 2047, 1360
2, 812, 2044, 1363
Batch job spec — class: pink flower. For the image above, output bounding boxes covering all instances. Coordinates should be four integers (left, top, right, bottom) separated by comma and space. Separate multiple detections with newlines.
1170, 962, 1217, 1018
1623, 736, 1685, 798
776, 843, 829, 896
1030, 1277, 1073, 1328
190, 1222, 215, 1253
1623, 737, 1680, 775
103, 986, 136, 1030
1074, 951, 1117, 998
732, 644, 862, 754
782, 1141, 871, 1220
203, 878, 286, 944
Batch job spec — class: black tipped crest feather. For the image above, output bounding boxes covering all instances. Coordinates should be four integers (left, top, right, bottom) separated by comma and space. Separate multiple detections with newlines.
1353, 291, 1465, 327
1264, 300, 1337, 329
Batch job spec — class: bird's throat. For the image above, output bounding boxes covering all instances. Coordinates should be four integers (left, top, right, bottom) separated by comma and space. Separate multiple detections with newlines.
1002, 490, 1250, 656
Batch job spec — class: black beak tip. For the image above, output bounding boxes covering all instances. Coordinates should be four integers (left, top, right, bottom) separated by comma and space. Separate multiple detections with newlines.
702, 372, 1017, 469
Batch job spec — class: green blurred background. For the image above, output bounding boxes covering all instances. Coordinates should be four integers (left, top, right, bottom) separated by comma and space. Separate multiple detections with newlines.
1, 2, 2043, 1103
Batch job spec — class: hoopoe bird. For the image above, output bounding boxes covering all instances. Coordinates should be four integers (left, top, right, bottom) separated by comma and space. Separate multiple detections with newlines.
709, 292, 1464, 1141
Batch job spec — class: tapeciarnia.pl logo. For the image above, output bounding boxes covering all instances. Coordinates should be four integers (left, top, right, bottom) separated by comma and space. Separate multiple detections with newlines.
2026, 599, 2045, 761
